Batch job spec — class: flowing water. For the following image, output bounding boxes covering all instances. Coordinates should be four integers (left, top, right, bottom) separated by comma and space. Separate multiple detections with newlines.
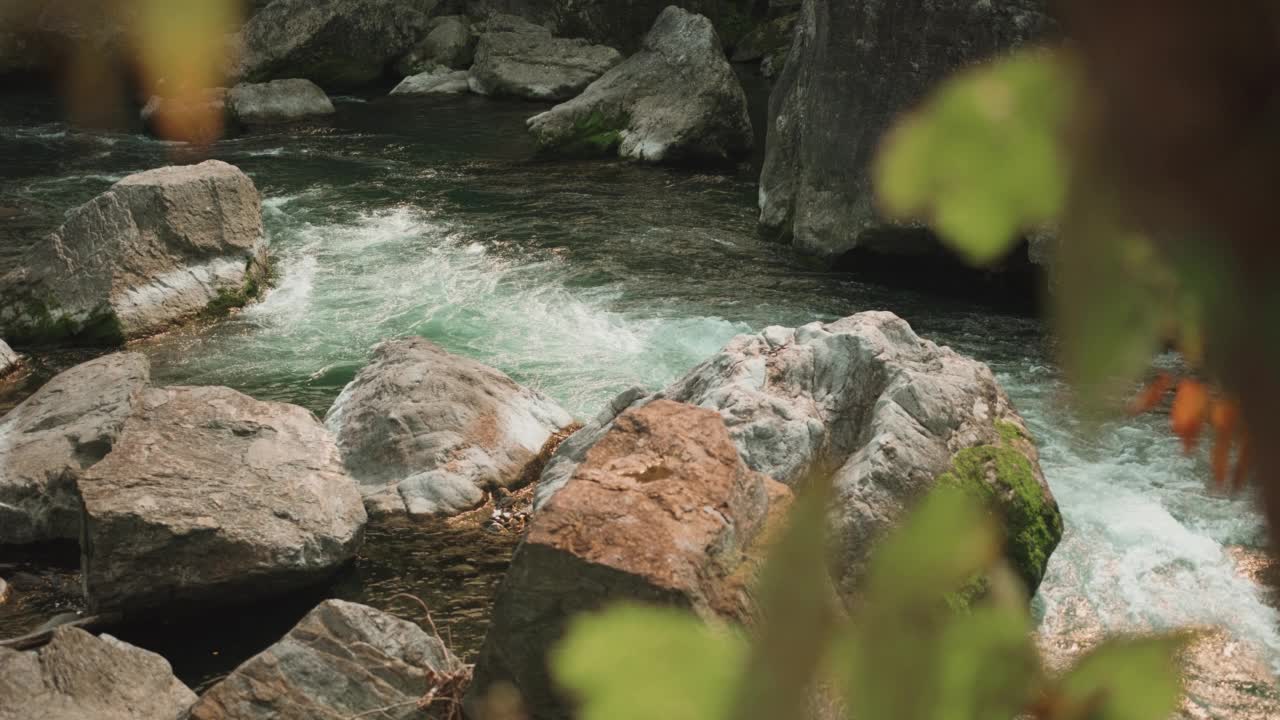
1, 86, 1278, 713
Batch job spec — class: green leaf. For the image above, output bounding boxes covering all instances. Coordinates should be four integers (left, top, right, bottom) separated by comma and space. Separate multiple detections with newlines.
552, 605, 748, 720
876, 49, 1074, 265
1054, 634, 1192, 720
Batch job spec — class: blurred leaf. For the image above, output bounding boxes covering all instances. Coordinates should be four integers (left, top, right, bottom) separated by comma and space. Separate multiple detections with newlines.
935, 604, 1040, 720
552, 605, 747, 720
876, 49, 1074, 265
1051, 634, 1191, 720
1170, 379, 1210, 453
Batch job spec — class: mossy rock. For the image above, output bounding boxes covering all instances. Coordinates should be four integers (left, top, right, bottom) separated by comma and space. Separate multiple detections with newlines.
547, 110, 628, 158
201, 256, 274, 319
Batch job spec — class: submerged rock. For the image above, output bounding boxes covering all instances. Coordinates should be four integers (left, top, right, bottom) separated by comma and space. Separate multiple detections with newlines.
539, 311, 1063, 597
227, 78, 336, 125
0, 353, 150, 545
80, 385, 366, 614
0, 160, 268, 346
469, 28, 622, 101
0, 626, 195, 720
0, 340, 18, 378
468, 400, 789, 719
396, 15, 477, 74
391, 67, 472, 95
326, 337, 575, 518
188, 599, 465, 720
528, 6, 752, 164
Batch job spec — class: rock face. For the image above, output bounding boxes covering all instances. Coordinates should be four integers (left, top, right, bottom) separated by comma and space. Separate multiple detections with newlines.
468, 400, 789, 719
237, 0, 440, 91
0, 160, 268, 346
391, 67, 472, 95
469, 28, 622, 101
0, 626, 195, 720
538, 311, 1063, 597
79, 385, 366, 614
326, 338, 575, 518
758, 0, 1051, 258
0, 354, 150, 545
0, 340, 18, 378
396, 15, 477, 74
189, 599, 464, 720
227, 79, 335, 125
527, 7, 752, 164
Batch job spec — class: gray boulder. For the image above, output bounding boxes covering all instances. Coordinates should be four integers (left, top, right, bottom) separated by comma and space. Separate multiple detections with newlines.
396, 15, 477, 74
325, 337, 575, 518
0, 626, 195, 720
758, 0, 1051, 259
538, 311, 1063, 597
188, 599, 465, 720
80, 385, 366, 614
0, 340, 18, 378
0, 354, 150, 545
469, 29, 622, 101
237, 0, 440, 91
527, 7, 752, 164
227, 79, 336, 125
391, 67, 472, 95
0, 160, 268, 346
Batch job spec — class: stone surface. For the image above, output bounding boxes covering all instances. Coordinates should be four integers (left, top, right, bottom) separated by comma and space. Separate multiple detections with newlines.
0, 353, 150, 545
228, 79, 336, 125
80, 385, 366, 614
528, 6, 752, 164
538, 311, 1062, 597
0, 626, 195, 720
731, 12, 796, 63
396, 15, 476, 74
468, 400, 789, 719
391, 67, 473, 95
0, 160, 268, 346
0, 1, 134, 79
758, 0, 1051, 258
326, 337, 575, 518
237, 0, 440, 91
188, 599, 464, 720
0, 340, 18, 378
469, 29, 622, 101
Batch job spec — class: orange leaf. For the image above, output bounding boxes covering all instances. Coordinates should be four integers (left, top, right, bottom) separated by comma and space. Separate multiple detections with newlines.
1208, 400, 1240, 488
1170, 379, 1209, 453
1129, 372, 1173, 415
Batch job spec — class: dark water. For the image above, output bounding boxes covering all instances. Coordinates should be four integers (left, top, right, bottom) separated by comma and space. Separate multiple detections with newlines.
1, 81, 1278, 711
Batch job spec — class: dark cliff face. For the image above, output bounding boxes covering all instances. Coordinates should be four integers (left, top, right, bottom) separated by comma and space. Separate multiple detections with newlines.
759, 0, 1053, 261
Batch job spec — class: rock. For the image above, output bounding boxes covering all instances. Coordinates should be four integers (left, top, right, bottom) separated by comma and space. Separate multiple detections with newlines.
188, 599, 465, 720
0, 354, 150, 545
758, 0, 1051, 259
471, 11, 555, 36
527, 7, 752, 164
0, 340, 18, 378
79, 385, 366, 614
0, 577, 9, 605
227, 79, 335, 125
391, 67, 472, 95
468, 400, 789, 719
0, 626, 195, 720
396, 15, 476, 74
0, 160, 268, 346
731, 12, 797, 63
0, 1, 133, 80
237, 0, 440, 91
325, 337, 575, 518
139, 88, 230, 144
538, 311, 1063, 597
469, 29, 622, 101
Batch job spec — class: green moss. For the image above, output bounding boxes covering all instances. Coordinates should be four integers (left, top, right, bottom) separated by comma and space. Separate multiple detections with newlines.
552, 110, 627, 158
201, 255, 274, 319
995, 419, 1024, 446
2, 297, 125, 348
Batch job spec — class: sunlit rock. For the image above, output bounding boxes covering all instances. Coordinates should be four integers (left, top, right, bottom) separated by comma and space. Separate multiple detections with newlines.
391, 67, 472, 95
469, 25, 622, 101
0, 340, 18, 378
227, 78, 336, 125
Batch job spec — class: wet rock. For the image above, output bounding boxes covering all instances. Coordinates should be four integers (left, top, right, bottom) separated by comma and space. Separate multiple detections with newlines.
0, 354, 150, 545
731, 12, 797, 63
528, 7, 752, 164
391, 67, 473, 95
325, 337, 575, 518
468, 400, 789, 719
397, 15, 477, 74
758, 0, 1051, 259
0, 160, 268, 346
188, 599, 465, 720
0, 626, 195, 720
227, 79, 336, 125
469, 28, 622, 101
79, 385, 366, 614
539, 311, 1062, 597
0, 340, 18, 378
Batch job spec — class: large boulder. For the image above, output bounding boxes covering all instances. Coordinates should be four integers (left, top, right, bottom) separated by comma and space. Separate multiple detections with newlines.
468, 400, 790, 719
227, 79, 336, 125
527, 6, 752, 164
0, 1, 133, 80
0, 626, 195, 720
0, 160, 268, 346
469, 29, 622, 101
237, 0, 440, 91
758, 0, 1051, 259
0, 354, 150, 545
390, 67, 472, 95
79, 385, 366, 614
396, 15, 477, 74
325, 338, 576, 518
188, 599, 465, 720
538, 311, 1063, 597
0, 340, 18, 378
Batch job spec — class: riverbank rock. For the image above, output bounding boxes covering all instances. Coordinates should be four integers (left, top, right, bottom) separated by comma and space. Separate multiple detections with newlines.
227, 79, 335, 125
391, 67, 472, 95
527, 7, 752, 164
237, 0, 439, 91
325, 338, 575, 518
731, 12, 796, 63
0, 340, 18, 378
538, 311, 1063, 597
0, 354, 150, 545
758, 0, 1051, 259
79, 385, 366, 614
396, 15, 477, 74
468, 400, 790, 719
188, 599, 464, 720
0, 160, 268, 346
0, 626, 195, 720
469, 27, 622, 101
